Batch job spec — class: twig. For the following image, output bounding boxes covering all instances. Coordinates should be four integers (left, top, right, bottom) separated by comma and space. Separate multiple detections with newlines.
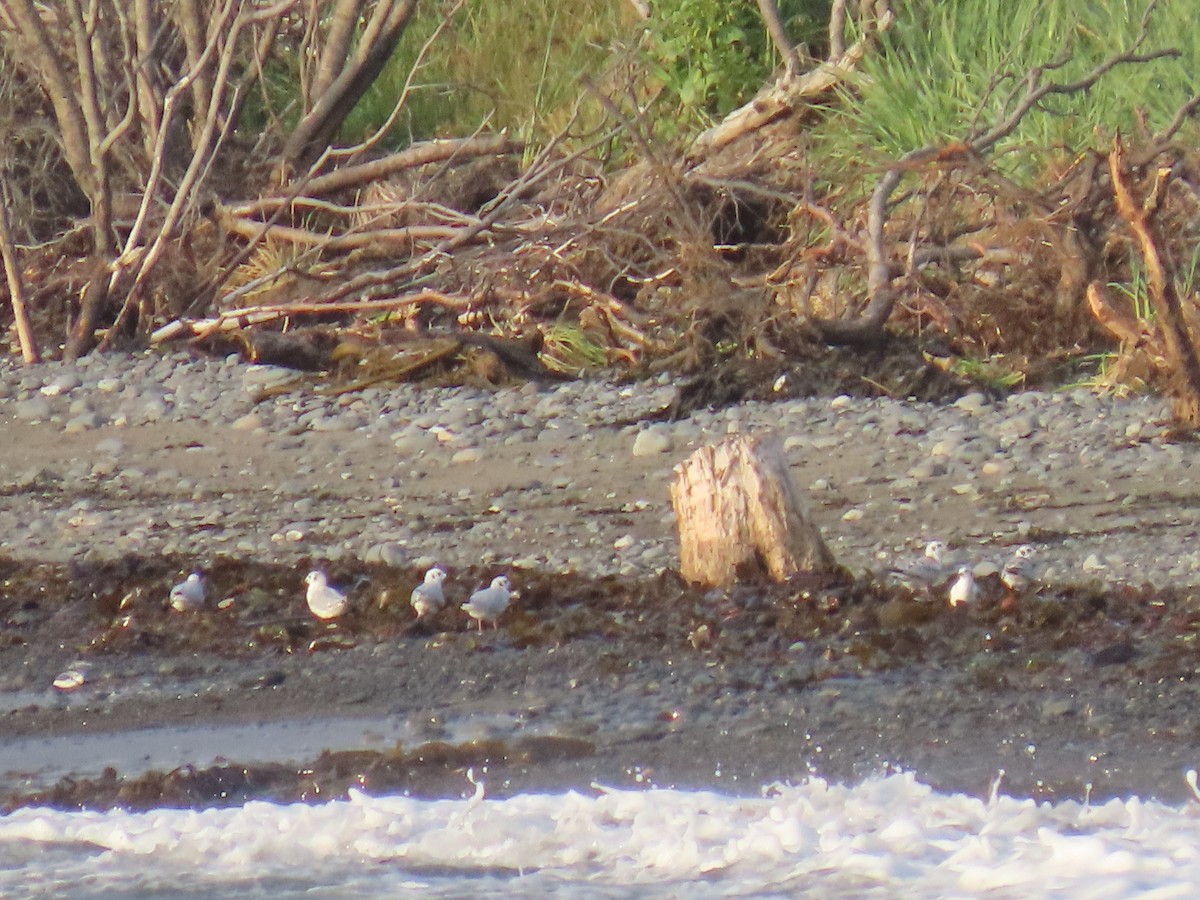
230, 135, 522, 218
221, 217, 459, 249
0, 176, 40, 362
151, 290, 474, 343
756, 0, 803, 77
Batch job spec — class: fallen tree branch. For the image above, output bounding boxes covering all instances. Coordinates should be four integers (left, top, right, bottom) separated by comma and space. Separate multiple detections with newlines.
151, 290, 475, 343
231, 134, 522, 218
1105, 134, 1200, 427
220, 217, 459, 250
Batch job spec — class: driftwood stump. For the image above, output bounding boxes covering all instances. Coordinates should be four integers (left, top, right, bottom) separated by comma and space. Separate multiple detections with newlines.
670, 434, 836, 587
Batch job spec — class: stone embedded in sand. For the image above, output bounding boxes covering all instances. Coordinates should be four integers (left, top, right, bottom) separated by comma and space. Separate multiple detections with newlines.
632, 426, 672, 456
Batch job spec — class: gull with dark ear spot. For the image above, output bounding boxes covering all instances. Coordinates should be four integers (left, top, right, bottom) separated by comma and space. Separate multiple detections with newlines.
1001, 545, 1038, 594
305, 570, 348, 621
410, 567, 448, 619
462, 575, 514, 632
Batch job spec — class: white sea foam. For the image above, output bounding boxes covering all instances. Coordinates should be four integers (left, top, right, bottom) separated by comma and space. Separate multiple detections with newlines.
2, 773, 1199, 898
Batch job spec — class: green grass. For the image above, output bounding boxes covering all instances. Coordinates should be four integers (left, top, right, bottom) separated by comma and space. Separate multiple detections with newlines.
641, 0, 832, 139
340, 0, 641, 149
823, 0, 1200, 180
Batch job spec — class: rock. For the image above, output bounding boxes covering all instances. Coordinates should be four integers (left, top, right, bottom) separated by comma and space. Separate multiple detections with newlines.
95, 437, 124, 456
632, 426, 673, 456
242, 365, 298, 393
15, 397, 53, 421
64, 412, 105, 432
40, 373, 81, 397
231, 412, 265, 431
953, 392, 988, 414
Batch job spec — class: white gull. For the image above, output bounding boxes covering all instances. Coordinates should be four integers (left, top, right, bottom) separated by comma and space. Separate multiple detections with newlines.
410, 567, 448, 619
462, 576, 514, 632
305, 570, 348, 620
948, 566, 977, 608
169, 572, 206, 612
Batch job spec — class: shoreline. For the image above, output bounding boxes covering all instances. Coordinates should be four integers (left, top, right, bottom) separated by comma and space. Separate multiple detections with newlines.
2, 351, 1200, 810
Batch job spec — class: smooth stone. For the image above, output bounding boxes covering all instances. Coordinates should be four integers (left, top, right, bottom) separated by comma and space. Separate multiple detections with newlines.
953, 393, 988, 414
632, 427, 672, 456
64, 412, 105, 432
15, 397, 53, 421
95, 438, 124, 456
231, 412, 264, 431
40, 373, 81, 396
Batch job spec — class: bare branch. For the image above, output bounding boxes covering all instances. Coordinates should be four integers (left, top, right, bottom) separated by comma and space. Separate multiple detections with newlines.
969, 3, 1175, 154
334, 0, 465, 166
828, 0, 847, 59
0, 176, 40, 363
281, 0, 419, 168
0, 0, 95, 194
312, 0, 364, 100
756, 0, 802, 77
814, 0, 1182, 346
231, 134, 521, 218
1106, 134, 1200, 426
177, 0, 215, 137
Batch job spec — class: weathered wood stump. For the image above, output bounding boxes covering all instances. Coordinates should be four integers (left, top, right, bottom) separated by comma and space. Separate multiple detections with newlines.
670, 434, 836, 587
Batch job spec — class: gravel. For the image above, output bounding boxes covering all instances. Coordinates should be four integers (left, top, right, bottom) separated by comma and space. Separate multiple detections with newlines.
0, 349, 1193, 589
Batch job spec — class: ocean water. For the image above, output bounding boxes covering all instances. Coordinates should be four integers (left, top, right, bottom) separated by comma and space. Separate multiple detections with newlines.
2, 772, 1200, 898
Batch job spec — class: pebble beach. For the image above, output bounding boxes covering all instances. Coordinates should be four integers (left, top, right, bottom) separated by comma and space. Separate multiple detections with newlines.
0, 349, 1194, 589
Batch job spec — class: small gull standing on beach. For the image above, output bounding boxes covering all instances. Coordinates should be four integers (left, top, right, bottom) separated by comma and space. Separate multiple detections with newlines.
948, 566, 977, 608
410, 567, 448, 619
169, 572, 206, 612
462, 576, 513, 632
305, 570, 348, 621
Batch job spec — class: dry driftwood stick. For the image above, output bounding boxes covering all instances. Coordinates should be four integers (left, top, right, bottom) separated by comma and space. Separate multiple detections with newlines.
1107, 136, 1200, 427
221, 216, 458, 249
0, 182, 39, 363
235, 135, 521, 218
150, 290, 472, 343
671, 434, 836, 587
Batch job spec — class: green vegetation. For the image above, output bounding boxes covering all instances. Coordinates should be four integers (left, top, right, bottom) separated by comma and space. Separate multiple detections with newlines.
3, 0, 1199, 401
341, 0, 641, 148
340, 0, 839, 148
829, 0, 1200, 179
641, 0, 832, 135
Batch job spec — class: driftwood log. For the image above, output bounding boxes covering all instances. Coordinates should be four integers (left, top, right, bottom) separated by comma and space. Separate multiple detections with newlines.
670, 434, 836, 587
